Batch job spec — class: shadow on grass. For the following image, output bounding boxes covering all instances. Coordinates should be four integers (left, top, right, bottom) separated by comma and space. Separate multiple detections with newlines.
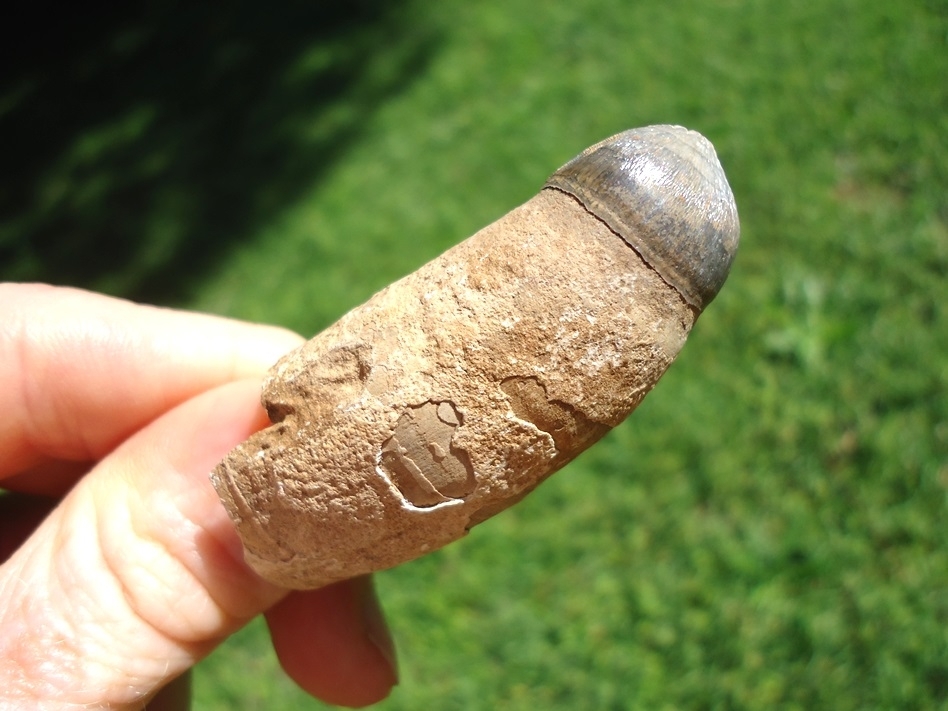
0, 0, 435, 305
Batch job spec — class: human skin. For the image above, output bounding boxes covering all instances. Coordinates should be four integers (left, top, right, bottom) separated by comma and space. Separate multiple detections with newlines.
0, 283, 398, 710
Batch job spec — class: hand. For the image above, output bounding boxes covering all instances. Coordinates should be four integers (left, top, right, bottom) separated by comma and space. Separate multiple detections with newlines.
0, 284, 398, 710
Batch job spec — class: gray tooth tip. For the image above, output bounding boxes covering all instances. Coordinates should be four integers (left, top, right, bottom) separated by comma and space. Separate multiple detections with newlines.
545, 124, 740, 311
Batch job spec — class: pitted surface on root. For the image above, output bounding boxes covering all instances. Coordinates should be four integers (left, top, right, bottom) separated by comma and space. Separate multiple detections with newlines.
212, 189, 698, 589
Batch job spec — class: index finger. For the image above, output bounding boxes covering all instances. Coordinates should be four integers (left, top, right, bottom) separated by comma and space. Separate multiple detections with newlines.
0, 283, 303, 489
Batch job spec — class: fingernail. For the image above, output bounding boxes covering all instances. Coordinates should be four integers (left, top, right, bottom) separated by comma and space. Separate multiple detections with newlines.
356, 575, 399, 685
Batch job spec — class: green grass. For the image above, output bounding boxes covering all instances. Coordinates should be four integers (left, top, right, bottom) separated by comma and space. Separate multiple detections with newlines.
3, 0, 946, 708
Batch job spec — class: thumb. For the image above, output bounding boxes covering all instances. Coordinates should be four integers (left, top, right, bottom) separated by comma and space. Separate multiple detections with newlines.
0, 380, 284, 709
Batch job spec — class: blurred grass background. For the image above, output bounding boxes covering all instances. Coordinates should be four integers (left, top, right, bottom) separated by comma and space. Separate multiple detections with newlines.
2, 0, 946, 708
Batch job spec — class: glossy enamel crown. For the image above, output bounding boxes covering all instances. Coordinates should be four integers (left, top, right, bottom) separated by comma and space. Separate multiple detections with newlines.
544, 124, 739, 310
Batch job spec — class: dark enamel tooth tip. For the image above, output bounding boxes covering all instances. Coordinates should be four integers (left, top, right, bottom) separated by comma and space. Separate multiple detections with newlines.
544, 124, 740, 311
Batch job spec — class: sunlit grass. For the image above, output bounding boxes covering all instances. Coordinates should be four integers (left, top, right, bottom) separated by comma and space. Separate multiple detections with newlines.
190, 1, 947, 707
4, 0, 945, 708
199, 0, 947, 707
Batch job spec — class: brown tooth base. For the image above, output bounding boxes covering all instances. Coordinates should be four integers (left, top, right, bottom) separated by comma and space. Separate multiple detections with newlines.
212, 187, 696, 590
